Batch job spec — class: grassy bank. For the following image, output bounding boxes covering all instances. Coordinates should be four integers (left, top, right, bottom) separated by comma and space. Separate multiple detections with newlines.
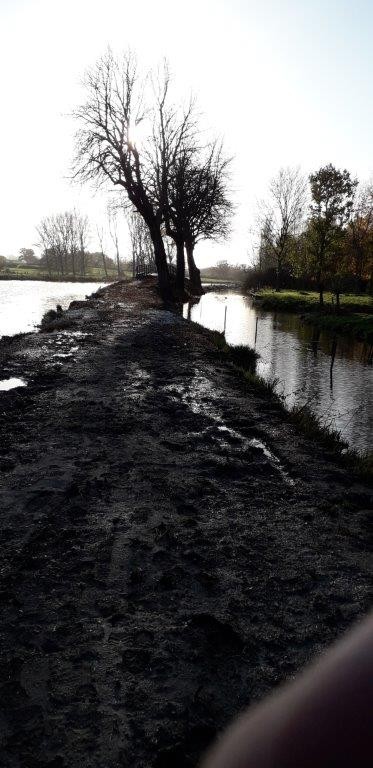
0, 265, 131, 282
254, 289, 373, 343
210, 330, 372, 479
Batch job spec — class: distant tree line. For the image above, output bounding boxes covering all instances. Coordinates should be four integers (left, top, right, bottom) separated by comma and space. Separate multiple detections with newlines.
200, 260, 247, 282
0, 249, 39, 268
248, 165, 373, 304
35, 209, 131, 278
37, 210, 90, 277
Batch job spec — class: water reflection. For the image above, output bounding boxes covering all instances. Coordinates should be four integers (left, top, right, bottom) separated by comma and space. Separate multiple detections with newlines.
184, 292, 373, 454
0, 280, 106, 338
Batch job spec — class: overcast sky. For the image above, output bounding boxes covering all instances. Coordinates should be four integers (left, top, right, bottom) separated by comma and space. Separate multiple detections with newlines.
0, 0, 372, 266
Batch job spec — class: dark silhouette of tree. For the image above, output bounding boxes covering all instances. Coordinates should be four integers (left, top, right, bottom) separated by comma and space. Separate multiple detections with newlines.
151, 98, 232, 296
73, 51, 233, 299
146, 64, 197, 295
181, 142, 233, 295
307, 164, 357, 306
72, 50, 174, 300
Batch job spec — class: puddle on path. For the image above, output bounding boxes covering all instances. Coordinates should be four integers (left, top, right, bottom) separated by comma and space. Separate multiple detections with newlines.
0, 377, 27, 391
163, 374, 295, 486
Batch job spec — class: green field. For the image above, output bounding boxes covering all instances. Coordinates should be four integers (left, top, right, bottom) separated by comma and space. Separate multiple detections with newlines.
0, 265, 132, 281
256, 289, 373, 313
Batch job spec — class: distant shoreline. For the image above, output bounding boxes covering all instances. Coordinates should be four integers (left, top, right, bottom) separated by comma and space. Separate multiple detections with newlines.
0, 274, 115, 283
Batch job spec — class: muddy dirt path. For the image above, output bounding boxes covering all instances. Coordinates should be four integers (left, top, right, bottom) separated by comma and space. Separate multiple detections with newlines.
0, 281, 371, 768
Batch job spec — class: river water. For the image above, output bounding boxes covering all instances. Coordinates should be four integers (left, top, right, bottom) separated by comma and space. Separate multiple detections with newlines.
184, 291, 372, 454
0, 280, 105, 338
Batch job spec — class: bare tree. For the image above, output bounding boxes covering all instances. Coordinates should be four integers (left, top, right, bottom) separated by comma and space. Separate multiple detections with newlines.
96, 225, 108, 278
37, 211, 90, 279
36, 218, 54, 277
158, 140, 233, 295
107, 208, 122, 278
37, 215, 65, 275
145, 64, 198, 294
149, 74, 232, 296
76, 213, 90, 276
182, 141, 233, 294
126, 207, 154, 277
72, 49, 173, 300
65, 212, 78, 278
258, 167, 307, 291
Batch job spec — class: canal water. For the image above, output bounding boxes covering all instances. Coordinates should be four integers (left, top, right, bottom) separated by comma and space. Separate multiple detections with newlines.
0, 280, 106, 338
184, 291, 372, 454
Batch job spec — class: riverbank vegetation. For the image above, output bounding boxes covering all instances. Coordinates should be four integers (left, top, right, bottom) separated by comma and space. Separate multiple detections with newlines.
257, 289, 372, 312
244, 165, 372, 340
246, 165, 373, 307
253, 289, 373, 342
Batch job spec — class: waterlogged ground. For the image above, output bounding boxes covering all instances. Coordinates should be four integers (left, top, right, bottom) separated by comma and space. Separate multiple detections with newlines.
0, 280, 371, 767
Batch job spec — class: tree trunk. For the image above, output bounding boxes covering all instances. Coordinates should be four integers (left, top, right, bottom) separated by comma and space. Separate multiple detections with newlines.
116, 247, 121, 278
369, 270, 373, 296
175, 240, 185, 295
102, 252, 108, 278
45, 251, 52, 279
150, 228, 172, 302
185, 241, 204, 295
318, 268, 324, 307
318, 246, 325, 307
275, 253, 283, 292
275, 265, 280, 292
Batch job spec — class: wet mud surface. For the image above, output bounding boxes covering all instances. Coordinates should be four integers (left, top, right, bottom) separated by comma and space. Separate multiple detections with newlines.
0, 280, 372, 767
